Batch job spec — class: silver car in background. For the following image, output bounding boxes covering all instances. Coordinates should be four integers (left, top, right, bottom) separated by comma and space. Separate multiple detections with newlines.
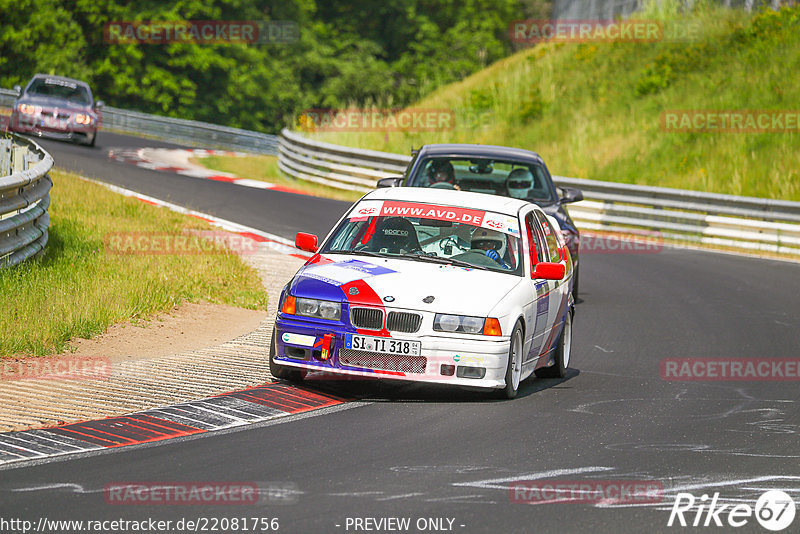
10, 74, 102, 146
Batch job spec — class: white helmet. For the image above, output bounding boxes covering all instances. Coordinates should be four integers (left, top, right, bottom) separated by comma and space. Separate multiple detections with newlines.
470, 228, 507, 258
506, 168, 533, 199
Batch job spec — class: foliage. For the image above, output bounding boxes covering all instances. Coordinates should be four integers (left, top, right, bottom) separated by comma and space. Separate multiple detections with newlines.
0, 0, 545, 133
310, 4, 800, 201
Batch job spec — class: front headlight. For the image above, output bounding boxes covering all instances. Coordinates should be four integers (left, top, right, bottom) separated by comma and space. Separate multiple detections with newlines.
75, 114, 93, 125
434, 313, 488, 334
17, 104, 36, 115
295, 297, 341, 321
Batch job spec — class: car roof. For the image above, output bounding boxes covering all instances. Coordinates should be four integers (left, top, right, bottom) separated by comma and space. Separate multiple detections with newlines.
416, 143, 544, 164
362, 186, 535, 217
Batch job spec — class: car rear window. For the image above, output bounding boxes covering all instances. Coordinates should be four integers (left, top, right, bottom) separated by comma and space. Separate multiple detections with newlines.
408, 157, 556, 203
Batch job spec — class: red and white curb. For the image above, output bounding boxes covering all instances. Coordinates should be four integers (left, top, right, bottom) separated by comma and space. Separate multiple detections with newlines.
107, 147, 306, 194
84, 177, 314, 261
0, 383, 349, 467
0, 177, 330, 467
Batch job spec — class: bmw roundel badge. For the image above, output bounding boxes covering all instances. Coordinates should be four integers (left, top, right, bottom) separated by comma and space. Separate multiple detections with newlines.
384, 296, 395, 302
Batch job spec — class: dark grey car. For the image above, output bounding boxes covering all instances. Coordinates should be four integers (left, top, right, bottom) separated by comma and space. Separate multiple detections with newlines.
377, 143, 584, 298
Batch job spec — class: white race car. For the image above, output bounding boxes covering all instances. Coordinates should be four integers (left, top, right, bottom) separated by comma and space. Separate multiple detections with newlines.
271, 187, 574, 398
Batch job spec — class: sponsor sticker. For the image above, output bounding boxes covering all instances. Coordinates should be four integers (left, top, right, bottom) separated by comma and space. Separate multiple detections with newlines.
301, 260, 396, 286
281, 333, 316, 347
350, 201, 384, 221
482, 212, 520, 236
453, 355, 485, 365
349, 201, 519, 236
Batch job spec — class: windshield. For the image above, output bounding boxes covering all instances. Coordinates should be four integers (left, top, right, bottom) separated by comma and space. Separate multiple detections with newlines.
26, 78, 92, 105
320, 199, 523, 275
407, 157, 556, 204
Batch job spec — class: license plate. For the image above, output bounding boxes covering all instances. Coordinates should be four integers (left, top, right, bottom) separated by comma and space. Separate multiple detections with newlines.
44, 117, 66, 128
345, 334, 420, 356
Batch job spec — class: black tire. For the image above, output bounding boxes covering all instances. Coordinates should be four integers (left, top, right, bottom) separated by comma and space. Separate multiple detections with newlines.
500, 322, 524, 399
535, 310, 572, 379
81, 132, 96, 147
269, 326, 304, 383
571, 263, 580, 300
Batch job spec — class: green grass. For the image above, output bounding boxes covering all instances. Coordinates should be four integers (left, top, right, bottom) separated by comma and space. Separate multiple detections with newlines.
193, 154, 364, 202
308, 4, 800, 201
0, 170, 268, 356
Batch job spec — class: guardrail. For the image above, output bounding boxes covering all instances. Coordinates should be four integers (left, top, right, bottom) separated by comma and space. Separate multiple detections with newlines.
278, 128, 409, 192
0, 134, 53, 267
277, 129, 800, 257
0, 88, 278, 155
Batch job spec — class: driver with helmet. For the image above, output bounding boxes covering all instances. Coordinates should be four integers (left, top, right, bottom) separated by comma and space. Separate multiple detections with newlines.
506, 167, 533, 199
470, 228, 510, 269
428, 160, 460, 190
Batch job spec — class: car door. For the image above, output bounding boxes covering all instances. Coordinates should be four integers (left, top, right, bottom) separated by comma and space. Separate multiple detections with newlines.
534, 211, 570, 358
522, 210, 551, 364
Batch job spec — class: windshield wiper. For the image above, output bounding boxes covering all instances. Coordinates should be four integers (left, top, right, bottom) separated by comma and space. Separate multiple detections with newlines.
396, 253, 489, 271
327, 249, 385, 258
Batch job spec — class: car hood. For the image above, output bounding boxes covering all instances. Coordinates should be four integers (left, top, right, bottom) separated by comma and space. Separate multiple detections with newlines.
16, 95, 93, 112
289, 255, 523, 317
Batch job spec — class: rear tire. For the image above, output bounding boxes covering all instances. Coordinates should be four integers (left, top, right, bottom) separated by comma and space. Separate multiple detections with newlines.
269, 326, 304, 383
500, 323, 524, 399
535, 310, 572, 379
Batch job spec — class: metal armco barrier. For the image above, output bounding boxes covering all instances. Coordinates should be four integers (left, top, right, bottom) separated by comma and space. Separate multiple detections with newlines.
278, 128, 410, 192
1, 88, 278, 155
278, 129, 800, 257
0, 135, 53, 267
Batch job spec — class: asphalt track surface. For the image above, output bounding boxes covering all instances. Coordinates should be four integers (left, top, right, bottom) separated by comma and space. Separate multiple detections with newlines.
1, 132, 799, 533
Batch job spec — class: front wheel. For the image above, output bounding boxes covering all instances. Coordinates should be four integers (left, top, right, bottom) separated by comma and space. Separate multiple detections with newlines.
500, 323, 524, 399
535, 310, 572, 379
269, 326, 305, 383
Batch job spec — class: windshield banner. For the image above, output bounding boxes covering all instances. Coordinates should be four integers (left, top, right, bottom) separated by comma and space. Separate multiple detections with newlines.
350, 201, 519, 236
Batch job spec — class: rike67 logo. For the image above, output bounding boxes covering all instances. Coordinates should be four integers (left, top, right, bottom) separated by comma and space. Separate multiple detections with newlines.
668, 490, 796, 531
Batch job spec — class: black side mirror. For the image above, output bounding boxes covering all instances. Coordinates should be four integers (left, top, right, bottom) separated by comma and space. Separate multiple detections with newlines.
377, 176, 403, 188
12, 85, 21, 96
560, 187, 584, 204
